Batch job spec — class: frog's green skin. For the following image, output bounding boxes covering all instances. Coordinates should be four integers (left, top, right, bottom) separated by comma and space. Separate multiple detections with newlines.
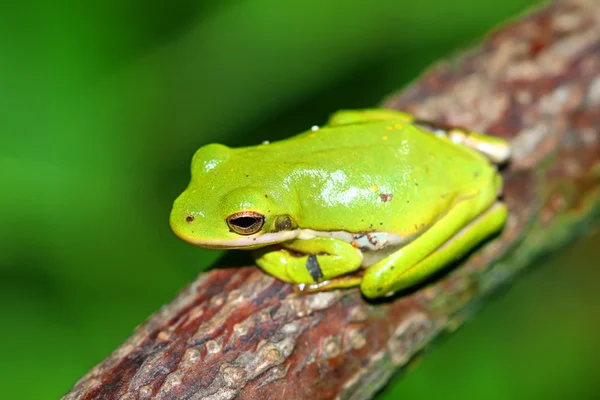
170, 109, 510, 299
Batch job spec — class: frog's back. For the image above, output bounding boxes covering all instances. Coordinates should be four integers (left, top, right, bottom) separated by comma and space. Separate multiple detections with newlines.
267, 121, 485, 165
234, 121, 500, 235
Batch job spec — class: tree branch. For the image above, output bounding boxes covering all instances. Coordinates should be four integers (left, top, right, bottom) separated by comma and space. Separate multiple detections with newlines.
63, 0, 600, 399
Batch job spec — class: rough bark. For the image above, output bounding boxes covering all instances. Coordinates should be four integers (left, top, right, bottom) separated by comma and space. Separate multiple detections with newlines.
64, 0, 600, 399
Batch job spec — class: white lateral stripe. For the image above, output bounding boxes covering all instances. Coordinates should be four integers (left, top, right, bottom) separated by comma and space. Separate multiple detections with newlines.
182, 230, 300, 248
183, 228, 405, 250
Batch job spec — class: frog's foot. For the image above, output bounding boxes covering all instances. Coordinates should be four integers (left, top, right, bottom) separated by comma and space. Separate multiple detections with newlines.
254, 237, 363, 287
294, 275, 363, 294
361, 201, 508, 299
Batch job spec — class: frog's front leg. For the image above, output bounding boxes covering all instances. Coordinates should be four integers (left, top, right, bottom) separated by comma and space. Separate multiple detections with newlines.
361, 201, 508, 299
254, 237, 363, 286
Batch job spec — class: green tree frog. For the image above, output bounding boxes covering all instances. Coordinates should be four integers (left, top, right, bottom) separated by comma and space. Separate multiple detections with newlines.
170, 109, 510, 299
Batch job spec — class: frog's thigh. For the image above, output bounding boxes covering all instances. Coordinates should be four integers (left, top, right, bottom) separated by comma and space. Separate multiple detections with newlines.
361, 202, 508, 298
413, 119, 510, 164
447, 129, 510, 164
327, 109, 414, 126
254, 237, 363, 285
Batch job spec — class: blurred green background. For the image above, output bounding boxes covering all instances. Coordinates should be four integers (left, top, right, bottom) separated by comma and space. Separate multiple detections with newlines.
2, 0, 599, 399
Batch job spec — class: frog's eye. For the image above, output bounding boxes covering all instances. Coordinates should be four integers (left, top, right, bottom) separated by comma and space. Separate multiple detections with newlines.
226, 211, 265, 235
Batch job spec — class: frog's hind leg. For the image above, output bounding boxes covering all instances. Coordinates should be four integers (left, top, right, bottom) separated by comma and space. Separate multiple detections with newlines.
360, 201, 508, 299
327, 110, 510, 164
412, 120, 511, 165
326, 109, 414, 126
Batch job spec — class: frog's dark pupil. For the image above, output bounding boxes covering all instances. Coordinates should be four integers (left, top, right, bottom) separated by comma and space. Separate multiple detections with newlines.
231, 217, 257, 228
227, 212, 265, 235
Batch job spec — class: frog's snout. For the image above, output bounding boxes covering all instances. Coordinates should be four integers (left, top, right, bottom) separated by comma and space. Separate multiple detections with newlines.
170, 211, 202, 244
170, 195, 197, 239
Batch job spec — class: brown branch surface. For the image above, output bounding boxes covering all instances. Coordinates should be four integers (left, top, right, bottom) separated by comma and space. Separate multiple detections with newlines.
64, 1, 600, 399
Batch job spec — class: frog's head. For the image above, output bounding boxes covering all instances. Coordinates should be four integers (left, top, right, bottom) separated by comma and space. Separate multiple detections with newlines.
170, 143, 300, 249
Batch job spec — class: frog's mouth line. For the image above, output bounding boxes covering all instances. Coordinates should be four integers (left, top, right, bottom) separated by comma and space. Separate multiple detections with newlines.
175, 230, 301, 249
175, 228, 406, 251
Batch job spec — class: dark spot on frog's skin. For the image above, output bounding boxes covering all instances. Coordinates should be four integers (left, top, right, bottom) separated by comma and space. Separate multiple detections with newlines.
380, 222, 383, 225
275, 216, 293, 232
367, 233, 379, 246
185, 216, 194, 223
407, 200, 410, 204
265, 194, 268, 198
390, 266, 395, 270
474, 171, 479, 178
253, 238, 256, 241
415, 182, 419, 187
377, 287, 383, 292
353, 233, 365, 240
306, 255, 324, 282
369, 224, 373, 229
246, 174, 249, 178
379, 193, 393, 202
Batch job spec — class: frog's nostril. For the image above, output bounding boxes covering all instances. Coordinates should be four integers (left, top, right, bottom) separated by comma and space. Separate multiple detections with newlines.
185, 215, 195, 223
